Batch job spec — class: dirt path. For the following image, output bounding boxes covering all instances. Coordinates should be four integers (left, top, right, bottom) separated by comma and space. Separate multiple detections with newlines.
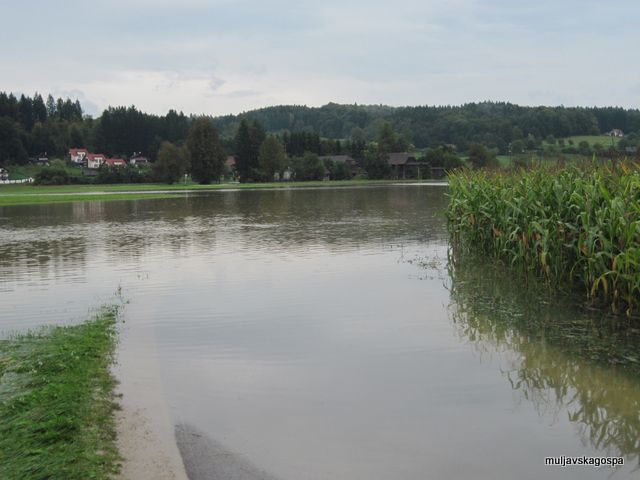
114, 314, 189, 480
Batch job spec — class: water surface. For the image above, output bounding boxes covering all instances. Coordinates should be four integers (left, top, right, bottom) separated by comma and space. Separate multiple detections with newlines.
1, 185, 638, 479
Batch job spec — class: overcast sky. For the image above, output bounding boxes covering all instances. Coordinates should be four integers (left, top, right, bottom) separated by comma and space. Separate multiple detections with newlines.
1, 0, 638, 116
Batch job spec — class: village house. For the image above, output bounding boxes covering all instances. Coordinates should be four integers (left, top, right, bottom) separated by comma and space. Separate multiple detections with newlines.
86, 153, 106, 169
69, 148, 89, 164
607, 129, 624, 137
0, 167, 8, 180
104, 158, 127, 167
130, 155, 149, 166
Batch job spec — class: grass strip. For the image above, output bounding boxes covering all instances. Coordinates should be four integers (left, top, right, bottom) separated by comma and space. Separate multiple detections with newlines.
0, 179, 424, 195
0, 192, 173, 207
0, 179, 434, 207
0, 308, 121, 479
446, 162, 640, 315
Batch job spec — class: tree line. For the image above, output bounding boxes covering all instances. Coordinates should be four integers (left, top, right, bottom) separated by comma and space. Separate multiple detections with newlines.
2, 91, 640, 181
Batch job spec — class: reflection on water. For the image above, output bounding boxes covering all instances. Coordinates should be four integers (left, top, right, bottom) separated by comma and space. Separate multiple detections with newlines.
1, 185, 639, 479
448, 252, 640, 468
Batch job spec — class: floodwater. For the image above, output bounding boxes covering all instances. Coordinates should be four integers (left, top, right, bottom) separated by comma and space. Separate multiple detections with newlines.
1, 185, 639, 479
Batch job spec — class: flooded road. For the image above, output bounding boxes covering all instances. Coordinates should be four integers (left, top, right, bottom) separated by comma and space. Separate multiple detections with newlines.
1, 185, 638, 479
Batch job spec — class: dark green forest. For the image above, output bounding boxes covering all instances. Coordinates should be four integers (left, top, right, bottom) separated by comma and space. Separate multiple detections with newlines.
1, 91, 640, 167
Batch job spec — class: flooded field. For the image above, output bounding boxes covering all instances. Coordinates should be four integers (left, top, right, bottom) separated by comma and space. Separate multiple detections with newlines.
1, 185, 638, 479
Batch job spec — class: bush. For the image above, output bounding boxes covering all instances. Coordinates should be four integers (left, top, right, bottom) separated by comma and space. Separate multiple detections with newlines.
94, 165, 150, 184
363, 145, 391, 179
34, 166, 71, 185
290, 152, 325, 181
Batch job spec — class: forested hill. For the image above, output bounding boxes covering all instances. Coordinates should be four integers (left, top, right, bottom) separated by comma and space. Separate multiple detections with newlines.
215, 102, 640, 150
1, 90, 640, 164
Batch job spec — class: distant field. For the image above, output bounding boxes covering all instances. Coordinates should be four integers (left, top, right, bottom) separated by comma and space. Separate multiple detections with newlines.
497, 152, 600, 168
6, 162, 83, 180
562, 135, 619, 148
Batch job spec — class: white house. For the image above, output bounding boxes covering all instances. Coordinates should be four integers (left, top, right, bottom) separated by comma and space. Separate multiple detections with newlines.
69, 148, 89, 164
608, 129, 624, 138
0, 168, 8, 180
86, 153, 106, 169
129, 155, 149, 166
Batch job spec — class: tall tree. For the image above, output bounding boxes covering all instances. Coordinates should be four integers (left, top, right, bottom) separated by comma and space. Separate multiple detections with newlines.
0, 118, 28, 165
234, 118, 266, 182
235, 119, 252, 182
32, 93, 47, 124
363, 143, 391, 179
154, 141, 190, 184
467, 143, 497, 169
258, 135, 286, 180
290, 152, 325, 181
377, 122, 407, 154
186, 117, 224, 184
249, 119, 265, 172
45, 94, 56, 118
18, 95, 34, 131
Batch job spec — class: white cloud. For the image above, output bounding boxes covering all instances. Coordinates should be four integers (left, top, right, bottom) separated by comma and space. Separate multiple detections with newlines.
1, 0, 639, 115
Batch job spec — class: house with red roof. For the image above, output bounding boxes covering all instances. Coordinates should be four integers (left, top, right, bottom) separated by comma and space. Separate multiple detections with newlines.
69, 148, 89, 164
86, 153, 106, 169
104, 158, 127, 167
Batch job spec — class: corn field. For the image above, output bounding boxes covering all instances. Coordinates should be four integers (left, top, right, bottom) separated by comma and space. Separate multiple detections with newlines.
446, 162, 640, 316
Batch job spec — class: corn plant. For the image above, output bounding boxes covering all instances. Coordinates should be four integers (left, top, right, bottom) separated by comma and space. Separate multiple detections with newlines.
446, 162, 640, 316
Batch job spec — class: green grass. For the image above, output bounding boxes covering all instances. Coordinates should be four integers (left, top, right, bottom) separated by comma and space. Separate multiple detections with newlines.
0, 308, 121, 479
0, 192, 174, 207
447, 162, 640, 316
0, 179, 422, 207
497, 153, 591, 169
5, 163, 84, 181
562, 135, 619, 148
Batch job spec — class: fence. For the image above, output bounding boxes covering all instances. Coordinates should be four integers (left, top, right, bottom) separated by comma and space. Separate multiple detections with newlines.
0, 178, 34, 184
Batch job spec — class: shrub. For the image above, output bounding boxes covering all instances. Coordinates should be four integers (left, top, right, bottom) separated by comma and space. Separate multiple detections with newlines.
34, 166, 71, 185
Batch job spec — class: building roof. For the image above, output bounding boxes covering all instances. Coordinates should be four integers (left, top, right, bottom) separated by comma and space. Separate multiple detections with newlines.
104, 158, 126, 166
387, 152, 416, 166
69, 148, 89, 155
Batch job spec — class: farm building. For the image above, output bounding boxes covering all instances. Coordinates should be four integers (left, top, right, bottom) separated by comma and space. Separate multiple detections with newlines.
387, 152, 428, 179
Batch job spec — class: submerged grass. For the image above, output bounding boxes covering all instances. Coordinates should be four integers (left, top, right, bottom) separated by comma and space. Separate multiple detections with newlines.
0, 192, 171, 206
0, 179, 412, 194
0, 308, 121, 479
446, 162, 640, 315
0, 179, 422, 207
